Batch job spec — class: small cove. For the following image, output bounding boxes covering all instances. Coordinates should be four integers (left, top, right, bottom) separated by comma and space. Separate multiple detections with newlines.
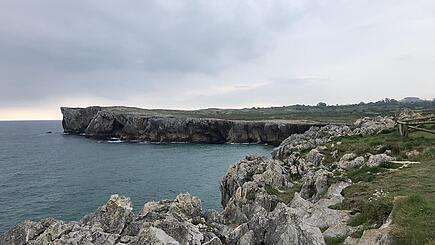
0, 120, 272, 233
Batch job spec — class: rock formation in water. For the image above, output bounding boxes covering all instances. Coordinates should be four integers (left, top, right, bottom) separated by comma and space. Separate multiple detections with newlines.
61, 106, 324, 146
1, 115, 399, 244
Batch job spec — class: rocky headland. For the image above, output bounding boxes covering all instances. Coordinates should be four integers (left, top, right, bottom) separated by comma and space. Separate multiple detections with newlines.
1, 112, 414, 244
61, 106, 325, 146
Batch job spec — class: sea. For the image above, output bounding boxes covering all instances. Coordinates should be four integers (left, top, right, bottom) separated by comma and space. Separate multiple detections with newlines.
0, 120, 272, 233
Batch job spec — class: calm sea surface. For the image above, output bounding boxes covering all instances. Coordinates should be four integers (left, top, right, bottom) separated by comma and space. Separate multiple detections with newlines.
0, 120, 272, 233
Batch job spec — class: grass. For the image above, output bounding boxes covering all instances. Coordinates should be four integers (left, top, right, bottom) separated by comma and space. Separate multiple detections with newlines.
324, 236, 346, 245
392, 195, 435, 244
328, 128, 435, 243
99, 100, 435, 123
264, 183, 302, 205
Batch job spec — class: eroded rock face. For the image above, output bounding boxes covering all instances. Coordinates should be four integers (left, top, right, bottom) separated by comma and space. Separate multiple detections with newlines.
61, 106, 321, 146
3, 114, 401, 245
80, 194, 134, 234
0, 193, 217, 245
352, 116, 395, 136
61, 106, 102, 134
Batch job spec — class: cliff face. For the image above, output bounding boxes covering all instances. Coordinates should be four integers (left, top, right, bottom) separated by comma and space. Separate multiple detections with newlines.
61, 106, 323, 146
1, 114, 399, 245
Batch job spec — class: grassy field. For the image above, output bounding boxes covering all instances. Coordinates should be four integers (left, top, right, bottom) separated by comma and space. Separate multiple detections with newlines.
324, 127, 435, 244
103, 100, 435, 124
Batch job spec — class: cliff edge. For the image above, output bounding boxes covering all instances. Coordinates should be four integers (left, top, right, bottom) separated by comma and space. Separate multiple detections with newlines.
61, 106, 324, 146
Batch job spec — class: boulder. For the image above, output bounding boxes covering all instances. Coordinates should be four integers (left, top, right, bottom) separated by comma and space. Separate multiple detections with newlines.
338, 154, 365, 170
80, 194, 134, 234
366, 154, 395, 168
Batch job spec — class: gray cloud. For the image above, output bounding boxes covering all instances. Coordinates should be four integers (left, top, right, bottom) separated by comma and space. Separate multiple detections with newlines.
0, 0, 434, 119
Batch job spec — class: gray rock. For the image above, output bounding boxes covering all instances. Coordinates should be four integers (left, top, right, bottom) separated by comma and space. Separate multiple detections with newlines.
352, 116, 395, 135
366, 154, 395, 168
338, 154, 365, 170
0, 220, 46, 245
61, 106, 320, 146
136, 226, 180, 245
80, 194, 134, 234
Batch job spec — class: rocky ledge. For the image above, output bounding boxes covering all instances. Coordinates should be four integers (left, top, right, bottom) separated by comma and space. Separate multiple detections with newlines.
2, 114, 400, 244
61, 106, 324, 146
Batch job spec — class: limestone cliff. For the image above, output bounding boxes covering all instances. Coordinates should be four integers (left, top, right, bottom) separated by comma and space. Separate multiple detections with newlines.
61, 106, 323, 146
1, 113, 400, 245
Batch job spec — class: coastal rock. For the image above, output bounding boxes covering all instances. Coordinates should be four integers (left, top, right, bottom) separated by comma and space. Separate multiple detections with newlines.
61, 106, 102, 134
136, 226, 180, 245
220, 155, 268, 208
61, 106, 320, 146
3, 114, 406, 245
80, 194, 134, 234
366, 154, 395, 168
338, 154, 365, 170
352, 116, 395, 135
0, 220, 46, 245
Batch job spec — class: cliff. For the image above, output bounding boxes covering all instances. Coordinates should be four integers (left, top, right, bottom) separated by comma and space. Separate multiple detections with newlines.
2, 114, 415, 245
61, 106, 324, 146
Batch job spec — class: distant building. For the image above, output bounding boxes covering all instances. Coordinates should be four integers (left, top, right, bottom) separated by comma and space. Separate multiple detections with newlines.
401, 97, 423, 103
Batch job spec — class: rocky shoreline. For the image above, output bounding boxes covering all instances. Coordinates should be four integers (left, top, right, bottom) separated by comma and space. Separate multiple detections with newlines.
1, 114, 400, 244
61, 106, 325, 146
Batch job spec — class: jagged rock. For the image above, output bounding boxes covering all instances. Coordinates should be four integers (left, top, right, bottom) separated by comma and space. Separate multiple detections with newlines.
366, 154, 395, 168
352, 116, 395, 135
252, 161, 289, 187
289, 181, 358, 240
0, 220, 46, 245
80, 194, 134, 234
3, 114, 404, 245
300, 170, 331, 200
61, 106, 102, 134
53, 225, 120, 245
306, 149, 324, 167
204, 210, 223, 224
30, 220, 76, 244
61, 106, 320, 146
171, 193, 202, 219
323, 222, 360, 239
220, 155, 268, 208
272, 125, 352, 161
153, 215, 204, 245
136, 226, 180, 245
228, 203, 326, 245
203, 236, 223, 245
263, 203, 325, 245
338, 154, 365, 170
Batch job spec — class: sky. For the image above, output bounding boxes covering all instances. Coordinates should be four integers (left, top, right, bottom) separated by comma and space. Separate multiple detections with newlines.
0, 0, 435, 120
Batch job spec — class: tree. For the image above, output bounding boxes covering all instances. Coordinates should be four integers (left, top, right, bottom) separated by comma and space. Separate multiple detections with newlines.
317, 102, 327, 107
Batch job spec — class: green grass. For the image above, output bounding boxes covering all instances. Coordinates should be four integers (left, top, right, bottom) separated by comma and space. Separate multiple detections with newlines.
99, 100, 435, 123
191, 219, 202, 225
392, 195, 435, 244
324, 236, 346, 245
328, 129, 435, 243
264, 183, 302, 205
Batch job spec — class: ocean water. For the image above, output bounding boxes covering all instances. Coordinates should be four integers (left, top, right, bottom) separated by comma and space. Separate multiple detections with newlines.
0, 121, 272, 233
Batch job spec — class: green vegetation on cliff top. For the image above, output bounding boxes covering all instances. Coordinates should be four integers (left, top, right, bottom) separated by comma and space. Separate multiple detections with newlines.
102, 100, 434, 124
326, 127, 435, 244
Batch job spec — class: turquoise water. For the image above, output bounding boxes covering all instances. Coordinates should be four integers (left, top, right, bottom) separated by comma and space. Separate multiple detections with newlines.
0, 121, 272, 233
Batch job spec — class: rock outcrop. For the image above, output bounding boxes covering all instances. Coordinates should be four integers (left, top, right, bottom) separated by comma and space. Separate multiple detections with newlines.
61, 107, 323, 146
2, 114, 399, 245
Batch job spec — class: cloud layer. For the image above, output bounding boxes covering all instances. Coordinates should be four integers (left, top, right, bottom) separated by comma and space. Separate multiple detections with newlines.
1, 0, 435, 119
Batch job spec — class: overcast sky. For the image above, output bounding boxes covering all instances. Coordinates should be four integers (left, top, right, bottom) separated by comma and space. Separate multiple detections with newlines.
1, 0, 434, 119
